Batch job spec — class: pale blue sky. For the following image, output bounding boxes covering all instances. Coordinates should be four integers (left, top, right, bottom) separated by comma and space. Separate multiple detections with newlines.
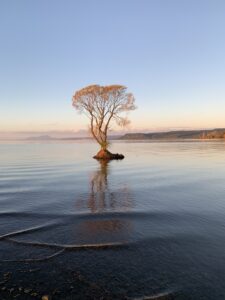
1, 0, 225, 132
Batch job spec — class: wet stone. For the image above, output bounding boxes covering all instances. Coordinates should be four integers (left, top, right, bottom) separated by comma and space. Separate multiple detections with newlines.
24, 288, 32, 294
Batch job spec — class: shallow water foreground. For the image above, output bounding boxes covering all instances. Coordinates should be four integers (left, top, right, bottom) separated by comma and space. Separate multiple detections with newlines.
1, 140, 225, 299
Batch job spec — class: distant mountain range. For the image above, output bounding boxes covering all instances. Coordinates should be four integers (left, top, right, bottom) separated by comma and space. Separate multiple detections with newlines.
120, 129, 225, 140
26, 135, 119, 141
26, 135, 53, 140
20, 128, 225, 141
26, 135, 92, 141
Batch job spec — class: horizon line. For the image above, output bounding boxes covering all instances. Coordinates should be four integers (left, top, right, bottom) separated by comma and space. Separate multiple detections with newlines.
1, 126, 225, 134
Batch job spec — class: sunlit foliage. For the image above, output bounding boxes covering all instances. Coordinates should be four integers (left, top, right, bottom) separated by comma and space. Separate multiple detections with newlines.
72, 85, 136, 150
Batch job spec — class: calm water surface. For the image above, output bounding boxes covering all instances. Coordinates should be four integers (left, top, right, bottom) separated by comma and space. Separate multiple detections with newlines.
1, 140, 225, 299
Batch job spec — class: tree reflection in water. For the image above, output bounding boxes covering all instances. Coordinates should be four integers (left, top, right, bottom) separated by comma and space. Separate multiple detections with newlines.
88, 160, 132, 213
75, 160, 133, 244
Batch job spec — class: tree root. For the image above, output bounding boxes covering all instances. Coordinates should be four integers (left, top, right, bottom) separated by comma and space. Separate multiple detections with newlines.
6, 238, 127, 250
0, 238, 127, 263
0, 222, 57, 240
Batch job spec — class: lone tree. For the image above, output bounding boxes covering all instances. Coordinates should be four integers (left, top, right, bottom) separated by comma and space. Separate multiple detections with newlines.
72, 84, 136, 160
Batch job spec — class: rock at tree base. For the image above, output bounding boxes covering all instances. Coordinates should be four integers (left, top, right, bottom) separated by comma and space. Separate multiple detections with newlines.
93, 149, 124, 160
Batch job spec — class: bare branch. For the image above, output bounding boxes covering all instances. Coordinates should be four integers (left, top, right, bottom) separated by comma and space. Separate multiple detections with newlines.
72, 85, 136, 150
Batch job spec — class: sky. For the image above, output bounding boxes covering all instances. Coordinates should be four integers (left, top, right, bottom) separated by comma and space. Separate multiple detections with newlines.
1, 0, 225, 135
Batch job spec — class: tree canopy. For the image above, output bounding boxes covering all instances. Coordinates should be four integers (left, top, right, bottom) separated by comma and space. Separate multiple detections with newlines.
72, 85, 136, 152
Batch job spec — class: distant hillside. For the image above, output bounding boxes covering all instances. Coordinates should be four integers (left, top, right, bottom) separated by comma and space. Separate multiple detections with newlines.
26, 135, 118, 141
120, 129, 225, 140
26, 135, 53, 140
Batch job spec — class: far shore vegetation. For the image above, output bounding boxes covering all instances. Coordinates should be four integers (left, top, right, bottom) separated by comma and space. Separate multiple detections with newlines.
121, 128, 225, 140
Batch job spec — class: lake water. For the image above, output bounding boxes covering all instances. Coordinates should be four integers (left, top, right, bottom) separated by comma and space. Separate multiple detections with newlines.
1, 140, 225, 299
